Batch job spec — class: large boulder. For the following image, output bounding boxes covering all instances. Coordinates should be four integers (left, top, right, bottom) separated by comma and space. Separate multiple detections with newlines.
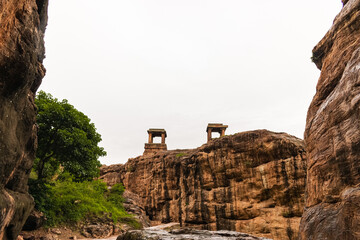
0, 0, 48, 239
299, 0, 360, 239
22, 210, 46, 231
101, 130, 306, 240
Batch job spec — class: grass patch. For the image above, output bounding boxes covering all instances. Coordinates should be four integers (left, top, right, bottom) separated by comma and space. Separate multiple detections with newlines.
176, 153, 186, 158
29, 175, 140, 228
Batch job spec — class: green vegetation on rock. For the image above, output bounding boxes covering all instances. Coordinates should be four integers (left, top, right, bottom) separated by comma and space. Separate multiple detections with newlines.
29, 175, 139, 228
28, 91, 140, 229
176, 153, 186, 158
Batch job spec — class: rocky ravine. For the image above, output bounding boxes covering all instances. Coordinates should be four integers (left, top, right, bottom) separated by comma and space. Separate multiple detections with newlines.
299, 0, 360, 239
101, 130, 306, 240
0, 1, 48, 240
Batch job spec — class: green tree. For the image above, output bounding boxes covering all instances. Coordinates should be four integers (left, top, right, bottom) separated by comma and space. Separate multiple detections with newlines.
34, 91, 106, 182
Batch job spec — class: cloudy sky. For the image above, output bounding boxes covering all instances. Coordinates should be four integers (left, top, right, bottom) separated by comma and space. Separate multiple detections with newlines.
40, 1, 343, 165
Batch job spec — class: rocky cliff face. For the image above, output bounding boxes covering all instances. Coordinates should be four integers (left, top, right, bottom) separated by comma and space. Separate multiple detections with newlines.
299, 1, 360, 239
0, 1, 48, 239
101, 130, 306, 240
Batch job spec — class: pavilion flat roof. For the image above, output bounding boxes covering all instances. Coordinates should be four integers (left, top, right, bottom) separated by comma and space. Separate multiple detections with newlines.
147, 128, 167, 137
206, 123, 228, 132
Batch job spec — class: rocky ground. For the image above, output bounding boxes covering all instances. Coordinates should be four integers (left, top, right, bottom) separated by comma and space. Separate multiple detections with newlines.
117, 223, 271, 240
20, 227, 86, 240
20, 225, 270, 240
19, 191, 149, 240
19, 222, 133, 240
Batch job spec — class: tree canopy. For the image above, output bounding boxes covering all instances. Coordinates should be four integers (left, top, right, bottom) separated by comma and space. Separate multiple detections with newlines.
34, 91, 106, 182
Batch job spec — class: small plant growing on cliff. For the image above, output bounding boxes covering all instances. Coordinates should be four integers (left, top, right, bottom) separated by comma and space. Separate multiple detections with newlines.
244, 160, 252, 168
281, 209, 295, 218
176, 153, 186, 158
127, 166, 136, 172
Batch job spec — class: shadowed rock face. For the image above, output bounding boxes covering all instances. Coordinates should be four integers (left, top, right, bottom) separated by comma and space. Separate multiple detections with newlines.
299, 0, 360, 239
101, 130, 306, 240
0, 1, 48, 239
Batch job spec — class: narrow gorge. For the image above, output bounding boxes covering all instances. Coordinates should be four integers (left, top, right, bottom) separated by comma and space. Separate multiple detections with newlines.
1, 0, 360, 240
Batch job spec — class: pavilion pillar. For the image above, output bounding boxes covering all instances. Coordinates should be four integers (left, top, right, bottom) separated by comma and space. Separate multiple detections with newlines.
207, 129, 212, 142
221, 129, 225, 137
206, 123, 228, 143
148, 133, 153, 143
161, 133, 166, 144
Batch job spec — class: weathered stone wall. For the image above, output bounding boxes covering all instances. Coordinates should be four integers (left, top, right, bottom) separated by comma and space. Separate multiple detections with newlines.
0, 1, 48, 239
299, 0, 360, 239
101, 130, 306, 240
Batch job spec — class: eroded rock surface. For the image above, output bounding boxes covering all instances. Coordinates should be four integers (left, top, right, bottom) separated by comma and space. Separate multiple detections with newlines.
299, 1, 360, 239
101, 130, 306, 240
0, 0, 48, 239
123, 190, 151, 228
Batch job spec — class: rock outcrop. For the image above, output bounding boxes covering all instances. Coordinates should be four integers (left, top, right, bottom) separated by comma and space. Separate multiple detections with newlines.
22, 210, 46, 231
299, 1, 360, 239
0, 1, 48, 239
123, 190, 151, 228
101, 130, 306, 240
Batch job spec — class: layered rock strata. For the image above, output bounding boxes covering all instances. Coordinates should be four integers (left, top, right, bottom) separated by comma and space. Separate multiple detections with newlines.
0, 1, 48, 239
299, 0, 360, 239
101, 130, 306, 240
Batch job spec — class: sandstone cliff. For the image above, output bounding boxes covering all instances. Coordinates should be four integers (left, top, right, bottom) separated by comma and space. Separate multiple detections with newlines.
299, 0, 360, 239
101, 130, 306, 240
0, 1, 48, 239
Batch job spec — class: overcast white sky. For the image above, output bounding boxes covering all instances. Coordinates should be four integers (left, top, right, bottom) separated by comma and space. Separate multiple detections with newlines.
40, 1, 343, 165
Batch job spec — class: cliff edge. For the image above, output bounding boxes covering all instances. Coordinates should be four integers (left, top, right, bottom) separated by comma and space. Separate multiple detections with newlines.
0, 1, 48, 239
101, 130, 306, 240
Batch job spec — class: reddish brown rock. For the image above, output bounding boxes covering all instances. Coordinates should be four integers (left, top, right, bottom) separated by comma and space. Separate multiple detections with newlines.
123, 190, 151, 228
101, 130, 306, 240
299, 1, 360, 239
0, 1, 48, 239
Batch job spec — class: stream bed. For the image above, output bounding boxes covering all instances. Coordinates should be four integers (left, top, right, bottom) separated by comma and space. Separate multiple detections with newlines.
114, 223, 272, 240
